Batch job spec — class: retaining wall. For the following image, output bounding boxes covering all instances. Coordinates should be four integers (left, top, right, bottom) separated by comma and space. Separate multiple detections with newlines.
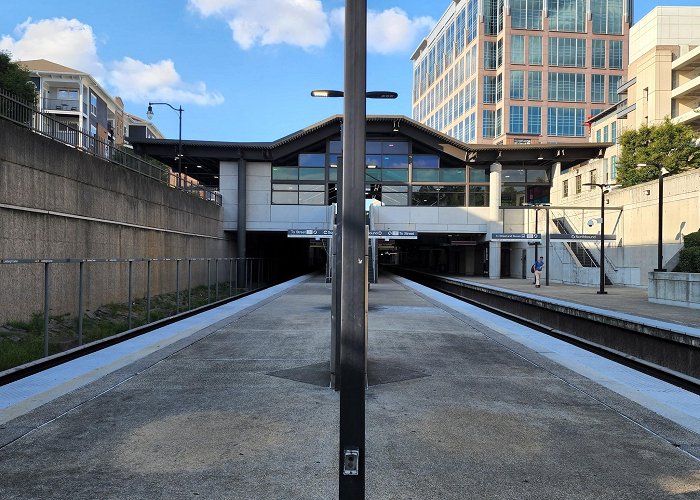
0, 119, 233, 322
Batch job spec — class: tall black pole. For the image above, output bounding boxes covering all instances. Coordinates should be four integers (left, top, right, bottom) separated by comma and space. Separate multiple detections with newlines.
339, 0, 367, 498
598, 187, 607, 294
534, 211, 539, 260
545, 207, 550, 286
178, 107, 183, 189
656, 170, 665, 272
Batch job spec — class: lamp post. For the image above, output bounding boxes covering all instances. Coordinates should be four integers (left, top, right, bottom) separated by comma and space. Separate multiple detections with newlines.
147, 102, 184, 188
637, 163, 669, 272
311, 4, 397, 496
583, 182, 609, 294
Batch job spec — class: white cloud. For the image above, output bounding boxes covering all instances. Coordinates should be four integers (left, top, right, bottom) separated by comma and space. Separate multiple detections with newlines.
0, 18, 223, 106
109, 58, 224, 106
188, 0, 330, 50
0, 17, 105, 78
330, 7, 435, 54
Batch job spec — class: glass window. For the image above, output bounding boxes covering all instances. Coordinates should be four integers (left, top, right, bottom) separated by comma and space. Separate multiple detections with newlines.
383, 141, 408, 154
413, 169, 439, 182
366, 141, 382, 154
382, 169, 408, 182
611, 155, 617, 180
299, 187, 325, 205
483, 110, 495, 138
469, 186, 489, 206
528, 71, 542, 100
563, 179, 568, 197
299, 168, 325, 180
495, 108, 503, 137
603, 126, 609, 142
511, 0, 543, 29
596, 129, 602, 142
591, 74, 605, 103
511, 35, 525, 64
548, 72, 585, 102
413, 155, 439, 168
527, 106, 541, 134
547, 107, 586, 136
382, 155, 409, 169
509, 106, 524, 133
608, 75, 622, 103
299, 153, 325, 167
527, 169, 549, 183
503, 169, 526, 183
501, 185, 527, 206
272, 167, 298, 180
592, 40, 606, 68
611, 122, 617, 143
608, 40, 623, 69
575, 174, 582, 193
469, 168, 489, 182
484, 76, 496, 103
484, 41, 497, 69
548, 37, 586, 67
381, 185, 408, 206
510, 71, 525, 99
548, 0, 585, 32
528, 36, 542, 64
90, 92, 97, 115
592, 0, 623, 34
440, 168, 466, 182
272, 191, 298, 204
484, 0, 504, 34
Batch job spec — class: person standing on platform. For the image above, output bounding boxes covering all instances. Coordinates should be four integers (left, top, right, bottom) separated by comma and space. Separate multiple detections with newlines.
534, 256, 544, 288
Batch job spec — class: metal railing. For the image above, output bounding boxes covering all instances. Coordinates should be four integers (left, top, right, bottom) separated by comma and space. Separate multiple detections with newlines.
0, 257, 266, 370
0, 88, 221, 205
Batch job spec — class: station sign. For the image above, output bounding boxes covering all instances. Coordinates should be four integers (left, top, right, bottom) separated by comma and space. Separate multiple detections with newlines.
492, 233, 541, 241
550, 234, 615, 242
287, 229, 334, 239
368, 230, 417, 240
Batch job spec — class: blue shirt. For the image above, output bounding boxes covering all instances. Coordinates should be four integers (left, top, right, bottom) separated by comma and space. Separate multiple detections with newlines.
534, 260, 544, 271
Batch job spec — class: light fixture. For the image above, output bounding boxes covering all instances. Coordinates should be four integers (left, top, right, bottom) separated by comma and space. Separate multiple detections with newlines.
537, 153, 544, 160
393, 120, 399, 132
645, 189, 651, 195
196, 165, 203, 169
146, 105, 153, 120
310, 89, 398, 99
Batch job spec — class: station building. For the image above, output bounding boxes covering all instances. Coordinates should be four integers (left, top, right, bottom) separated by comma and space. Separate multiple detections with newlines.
131, 115, 607, 280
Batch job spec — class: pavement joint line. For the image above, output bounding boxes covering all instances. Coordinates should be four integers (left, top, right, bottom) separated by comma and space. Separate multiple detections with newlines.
395, 276, 700, 452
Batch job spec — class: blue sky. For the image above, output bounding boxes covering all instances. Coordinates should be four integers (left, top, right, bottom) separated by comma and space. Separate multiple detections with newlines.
0, 0, 695, 142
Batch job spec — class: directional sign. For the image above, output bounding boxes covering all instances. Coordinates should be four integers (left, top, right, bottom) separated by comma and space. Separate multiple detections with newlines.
287, 229, 334, 239
491, 233, 541, 241
550, 234, 615, 242
368, 230, 418, 240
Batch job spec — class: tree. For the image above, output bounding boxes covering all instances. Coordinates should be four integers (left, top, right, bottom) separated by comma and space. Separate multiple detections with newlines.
0, 51, 36, 104
616, 118, 700, 187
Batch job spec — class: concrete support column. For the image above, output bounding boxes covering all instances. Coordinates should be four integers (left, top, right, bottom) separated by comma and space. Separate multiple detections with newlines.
488, 162, 502, 279
237, 157, 247, 279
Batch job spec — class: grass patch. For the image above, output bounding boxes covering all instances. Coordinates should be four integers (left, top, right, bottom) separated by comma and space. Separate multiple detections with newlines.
0, 283, 251, 372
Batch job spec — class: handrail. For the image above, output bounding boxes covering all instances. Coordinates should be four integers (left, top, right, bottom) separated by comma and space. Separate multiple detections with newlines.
0, 88, 221, 205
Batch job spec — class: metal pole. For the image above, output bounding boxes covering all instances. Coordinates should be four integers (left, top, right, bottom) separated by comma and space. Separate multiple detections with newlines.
128, 260, 133, 329
176, 259, 181, 313
534, 212, 539, 260
656, 171, 665, 271
207, 259, 211, 303
229, 258, 233, 297
146, 259, 152, 323
339, 0, 367, 496
598, 188, 607, 294
178, 108, 182, 189
215, 258, 219, 301
545, 208, 550, 286
188, 259, 192, 310
43, 262, 50, 357
78, 260, 84, 345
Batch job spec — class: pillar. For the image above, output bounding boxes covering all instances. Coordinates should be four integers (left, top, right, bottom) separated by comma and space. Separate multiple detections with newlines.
488, 162, 502, 279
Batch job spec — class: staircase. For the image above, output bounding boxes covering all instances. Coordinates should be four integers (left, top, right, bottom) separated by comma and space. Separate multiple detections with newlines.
552, 217, 613, 285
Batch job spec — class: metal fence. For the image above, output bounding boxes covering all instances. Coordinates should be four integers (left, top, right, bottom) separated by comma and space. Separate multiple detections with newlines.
0, 88, 221, 205
0, 257, 266, 367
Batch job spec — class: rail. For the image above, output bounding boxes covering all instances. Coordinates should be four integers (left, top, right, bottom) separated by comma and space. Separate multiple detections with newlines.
0, 257, 266, 372
0, 88, 221, 205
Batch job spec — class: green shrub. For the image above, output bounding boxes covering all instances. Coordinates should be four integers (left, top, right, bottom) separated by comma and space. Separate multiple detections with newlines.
678, 247, 700, 273
683, 230, 700, 249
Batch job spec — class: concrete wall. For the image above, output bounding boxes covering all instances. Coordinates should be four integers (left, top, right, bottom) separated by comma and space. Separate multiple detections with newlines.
648, 271, 700, 309
0, 119, 233, 323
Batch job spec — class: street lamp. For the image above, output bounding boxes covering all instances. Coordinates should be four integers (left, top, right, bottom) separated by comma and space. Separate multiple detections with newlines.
583, 182, 611, 294
637, 163, 670, 272
147, 102, 184, 188
311, 90, 398, 99
530, 204, 550, 286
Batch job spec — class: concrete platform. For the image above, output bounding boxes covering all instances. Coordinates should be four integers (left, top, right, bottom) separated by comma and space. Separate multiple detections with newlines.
1, 275, 700, 499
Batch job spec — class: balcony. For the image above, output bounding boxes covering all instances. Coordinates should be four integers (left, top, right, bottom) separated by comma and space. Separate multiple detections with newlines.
671, 73, 700, 101
42, 98, 80, 112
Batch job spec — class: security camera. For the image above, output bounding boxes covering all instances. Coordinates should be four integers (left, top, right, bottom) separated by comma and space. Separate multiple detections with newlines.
587, 219, 595, 227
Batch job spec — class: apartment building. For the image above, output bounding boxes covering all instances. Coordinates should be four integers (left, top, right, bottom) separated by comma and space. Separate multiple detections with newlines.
411, 0, 631, 146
